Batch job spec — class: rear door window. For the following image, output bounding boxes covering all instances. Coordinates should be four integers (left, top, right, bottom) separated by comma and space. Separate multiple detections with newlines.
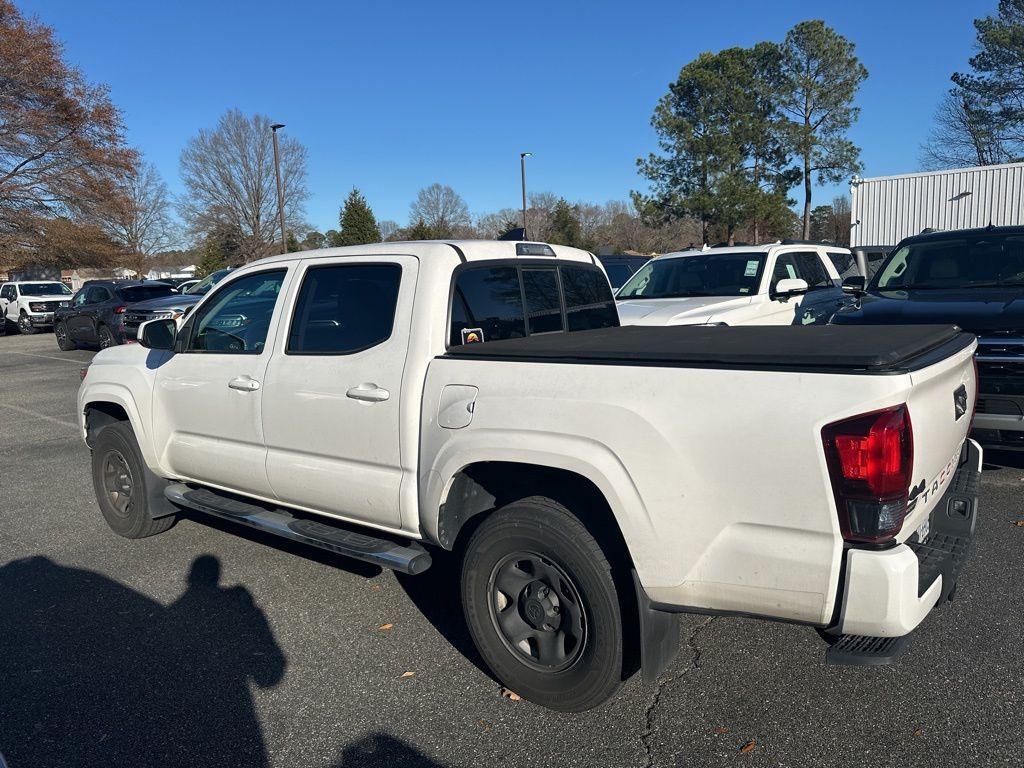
288, 263, 401, 354
120, 285, 176, 302
795, 252, 833, 290
522, 268, 564, 334
560, 265, 618, 331
450, 266, 525, 346
827, 251, 858, 280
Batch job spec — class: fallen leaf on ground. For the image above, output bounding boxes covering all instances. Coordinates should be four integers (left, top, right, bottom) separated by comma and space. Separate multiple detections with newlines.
500, 687, 522, 701
476, 719, 492, 731
1014, 520, 1024, 527
400, 671, 416, 678
912, 728, 924, 738
378, 623, 394, 631
739, 741, 756, 754
713, 727, 729, 734
370, 584, 382, 591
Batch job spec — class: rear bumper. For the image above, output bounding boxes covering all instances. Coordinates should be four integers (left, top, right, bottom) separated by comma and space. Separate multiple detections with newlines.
835, 438, 981, 637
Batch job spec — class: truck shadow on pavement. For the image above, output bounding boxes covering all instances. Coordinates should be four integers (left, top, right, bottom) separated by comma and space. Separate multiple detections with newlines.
0, 554, 286, 768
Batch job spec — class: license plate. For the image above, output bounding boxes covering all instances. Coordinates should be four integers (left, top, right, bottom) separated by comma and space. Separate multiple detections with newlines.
915, 518, 931, 542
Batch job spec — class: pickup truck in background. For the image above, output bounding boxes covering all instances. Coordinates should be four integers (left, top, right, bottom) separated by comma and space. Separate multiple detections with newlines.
615, 241, 852, 327
78, 240, 981, 711
834, 225, 1024, 450
0, 280, 73, 335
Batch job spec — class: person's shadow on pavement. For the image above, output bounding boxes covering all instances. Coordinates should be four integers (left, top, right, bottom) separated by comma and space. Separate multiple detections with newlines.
0, 554, 286, 768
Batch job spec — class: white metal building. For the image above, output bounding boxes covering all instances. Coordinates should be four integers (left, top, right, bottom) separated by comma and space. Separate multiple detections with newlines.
850, 161, 1024, 247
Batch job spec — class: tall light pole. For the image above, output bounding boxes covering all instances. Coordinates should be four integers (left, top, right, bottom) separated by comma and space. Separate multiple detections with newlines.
271, 123, 287, 254
520, 152, 532, 239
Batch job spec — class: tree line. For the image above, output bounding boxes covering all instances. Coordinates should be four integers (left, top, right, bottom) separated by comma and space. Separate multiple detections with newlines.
922, 0, 1024, 169
2, 0, 1022, 279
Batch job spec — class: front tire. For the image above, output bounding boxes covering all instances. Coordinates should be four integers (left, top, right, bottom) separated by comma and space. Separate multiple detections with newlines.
17, 313, 39, 334
460, 496, 625, 711
91, 421, 175, 539
54, 321, 77, 350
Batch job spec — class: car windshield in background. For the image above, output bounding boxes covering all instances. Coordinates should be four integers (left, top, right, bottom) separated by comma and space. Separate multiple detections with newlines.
874, 235, 1024, 290
617, 253, 766, 299
20, 282, 71, 296
185, 269, 231, 295
121, 285, 176, 302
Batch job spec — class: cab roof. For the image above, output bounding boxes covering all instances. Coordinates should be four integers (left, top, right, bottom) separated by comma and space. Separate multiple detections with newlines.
248, 240, 598, 268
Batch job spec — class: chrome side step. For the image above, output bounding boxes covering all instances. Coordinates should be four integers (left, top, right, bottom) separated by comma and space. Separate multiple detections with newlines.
164, 483, 432, 575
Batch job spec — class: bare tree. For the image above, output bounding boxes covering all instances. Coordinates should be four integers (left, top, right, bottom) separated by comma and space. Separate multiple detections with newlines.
921, 88, 1012, 170
102, 163, 178, 277
378, 219, 400, 241
0, 0, 136, 256
179, 110, 308, 262
408, 183, 470, 237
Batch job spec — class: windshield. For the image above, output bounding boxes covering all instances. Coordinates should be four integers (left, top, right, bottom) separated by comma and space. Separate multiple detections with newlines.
185, 268, 231, 295
617, 252, 765, 299
20, 282, 71, 296
121, 285, 176, 302
874, 235, 1024, 290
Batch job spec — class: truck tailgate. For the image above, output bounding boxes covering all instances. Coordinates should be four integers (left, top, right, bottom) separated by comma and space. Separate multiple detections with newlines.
898, 337, 978, 541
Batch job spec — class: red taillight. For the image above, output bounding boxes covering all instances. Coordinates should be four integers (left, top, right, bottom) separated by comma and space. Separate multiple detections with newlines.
114, 306, 127, 314
822, 405, 913, 544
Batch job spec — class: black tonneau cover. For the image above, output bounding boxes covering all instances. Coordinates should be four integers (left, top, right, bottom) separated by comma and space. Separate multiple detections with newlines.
446, 325, 973, 373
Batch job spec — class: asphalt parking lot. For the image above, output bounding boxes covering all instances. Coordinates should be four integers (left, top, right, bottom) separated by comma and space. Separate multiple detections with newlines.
1, 330, 1022, 768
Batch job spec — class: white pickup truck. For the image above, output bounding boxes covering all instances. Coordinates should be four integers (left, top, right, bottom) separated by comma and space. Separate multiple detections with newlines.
78, 240, 982, 711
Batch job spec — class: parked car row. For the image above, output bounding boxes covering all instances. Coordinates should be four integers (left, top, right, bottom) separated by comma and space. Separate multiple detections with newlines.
77, 237, 980, 712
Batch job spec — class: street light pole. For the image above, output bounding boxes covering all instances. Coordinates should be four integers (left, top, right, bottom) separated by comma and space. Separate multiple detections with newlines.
271, 123, 287, 254
520, 152, 532, 239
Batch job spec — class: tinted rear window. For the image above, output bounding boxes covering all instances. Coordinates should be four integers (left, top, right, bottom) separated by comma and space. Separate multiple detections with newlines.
450, 266, 526, 346
560, 265, 618, 331
523, 268, 564, 334
121, 285, 176, 302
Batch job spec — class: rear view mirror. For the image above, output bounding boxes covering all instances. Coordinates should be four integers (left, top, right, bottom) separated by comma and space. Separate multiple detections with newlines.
842, 275, 867, 295
773, 278, 808, 299
138, 318, 177, 351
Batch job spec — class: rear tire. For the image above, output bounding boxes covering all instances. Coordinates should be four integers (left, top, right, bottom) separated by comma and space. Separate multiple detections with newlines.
460, 496, 625, 711
97, 324, 115, 348
54, 321, 77, 350
91, 421, 175, 539
17, 313, 38, 334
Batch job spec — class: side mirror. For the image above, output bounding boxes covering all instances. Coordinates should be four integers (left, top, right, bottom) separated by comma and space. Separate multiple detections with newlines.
138, 318, 177, 350
773, 278, 808, 300
842, 275, 867, 295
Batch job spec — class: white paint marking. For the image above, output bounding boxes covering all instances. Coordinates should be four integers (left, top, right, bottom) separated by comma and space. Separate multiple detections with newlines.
7, 350, 89, 364
0, 402, 79, 430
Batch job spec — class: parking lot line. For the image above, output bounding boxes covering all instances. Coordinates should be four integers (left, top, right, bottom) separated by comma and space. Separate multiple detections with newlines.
0, 402, 79, 430
7, 350, 86, 364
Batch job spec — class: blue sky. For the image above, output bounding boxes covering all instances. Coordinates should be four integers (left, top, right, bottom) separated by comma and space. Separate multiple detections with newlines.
22, 0, 991, 234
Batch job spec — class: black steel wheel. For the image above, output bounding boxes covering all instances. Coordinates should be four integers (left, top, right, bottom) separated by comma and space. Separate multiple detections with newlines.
488, 551, 587, 672
461, 495, 625, 711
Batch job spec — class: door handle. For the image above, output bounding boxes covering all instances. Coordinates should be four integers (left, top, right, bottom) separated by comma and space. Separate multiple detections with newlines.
228, 376, 261, 392
346, 383, 390, 402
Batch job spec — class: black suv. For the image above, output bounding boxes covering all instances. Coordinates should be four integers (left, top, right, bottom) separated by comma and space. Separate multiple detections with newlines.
54, 280, 177, 350
832, 225, 1024, 449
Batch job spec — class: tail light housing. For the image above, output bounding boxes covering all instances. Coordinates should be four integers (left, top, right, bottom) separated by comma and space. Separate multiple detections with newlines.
821, 405, 913, 545
114, 306, 127, 314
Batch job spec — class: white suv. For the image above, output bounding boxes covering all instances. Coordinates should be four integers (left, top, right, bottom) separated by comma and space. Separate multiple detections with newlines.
616, 241, 854, 327
0, 280, 74, 335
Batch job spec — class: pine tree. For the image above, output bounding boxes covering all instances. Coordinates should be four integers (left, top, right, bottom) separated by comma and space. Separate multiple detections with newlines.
547, 199, 582, 247
405, 218, 436, 240
336, 188, 381, 246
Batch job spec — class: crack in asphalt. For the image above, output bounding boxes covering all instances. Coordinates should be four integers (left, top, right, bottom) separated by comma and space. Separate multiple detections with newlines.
639, 616, 716, 768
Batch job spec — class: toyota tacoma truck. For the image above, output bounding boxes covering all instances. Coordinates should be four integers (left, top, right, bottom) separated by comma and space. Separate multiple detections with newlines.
77, 240, 982, 711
